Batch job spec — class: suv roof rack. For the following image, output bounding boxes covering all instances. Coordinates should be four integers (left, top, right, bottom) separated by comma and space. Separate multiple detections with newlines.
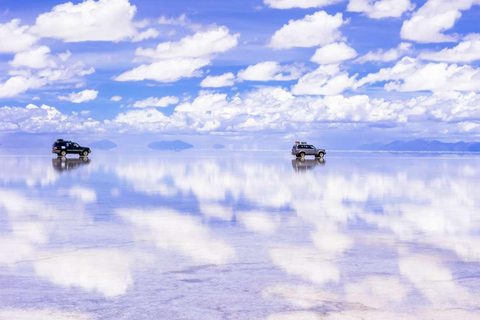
56, 139, 64, 142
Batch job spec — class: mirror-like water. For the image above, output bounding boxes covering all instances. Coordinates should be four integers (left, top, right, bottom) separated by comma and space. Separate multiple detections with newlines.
1, 152, 480, 319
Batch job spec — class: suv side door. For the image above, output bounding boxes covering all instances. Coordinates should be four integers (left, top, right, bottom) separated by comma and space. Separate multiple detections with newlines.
68, 142, 81, 154
298, 145, 306, 154
306, 145, 316, 155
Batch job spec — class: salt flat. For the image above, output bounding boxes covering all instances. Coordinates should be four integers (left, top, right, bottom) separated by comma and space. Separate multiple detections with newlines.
0, 151, 479, 319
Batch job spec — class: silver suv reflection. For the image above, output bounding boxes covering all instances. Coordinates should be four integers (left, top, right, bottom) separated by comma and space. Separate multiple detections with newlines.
291, 142, 326, 158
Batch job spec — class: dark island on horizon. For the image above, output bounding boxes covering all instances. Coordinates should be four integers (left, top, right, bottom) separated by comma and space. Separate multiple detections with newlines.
360, 139, 480, 152
89, 140, 118, 150
148, 140, 194, 151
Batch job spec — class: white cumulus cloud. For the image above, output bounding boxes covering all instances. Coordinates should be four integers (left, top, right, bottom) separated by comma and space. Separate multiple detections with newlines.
58, 89, 99, 103
3, 89, 480, 137
157, 14, 202, 31
311, 42, 357, 65
1, 49, 95, 99
0, 104, 101, 133
116, 26, 238, 83
114, 58, 210, 82
292, 65, 357, 95
401, 0, 479, 43
269, 11, 345, 49
356, 43, 412, 63
200, 73, 236, 87
356, 57, 480, 92
110, 95, 122, 102
264, 0, 342, 9
0, 19, 38, 53
10, 46, 56, 69
135, 26, 239, 59
31, 0, 155, 43
132, 96, 179, 108
419, 34, 480, 62
238, 61, 306, 81
131, 27, 159, 42
347, 0, 415, 19
0, 77, 44, 99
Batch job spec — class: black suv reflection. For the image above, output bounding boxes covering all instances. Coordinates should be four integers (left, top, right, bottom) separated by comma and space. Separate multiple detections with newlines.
52, 157, 90, 172
292, 158, 325, 172
52, 139, 91, 157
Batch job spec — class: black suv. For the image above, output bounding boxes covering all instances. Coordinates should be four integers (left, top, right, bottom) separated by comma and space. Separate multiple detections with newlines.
52, 139, 91, 157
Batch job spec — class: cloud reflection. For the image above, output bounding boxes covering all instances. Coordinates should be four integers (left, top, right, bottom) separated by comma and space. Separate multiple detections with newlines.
1, 154, 480, 317
117, 208, 236, 265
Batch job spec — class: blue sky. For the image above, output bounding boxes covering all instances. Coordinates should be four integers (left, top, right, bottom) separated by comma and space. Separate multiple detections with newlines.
1, 0, 480, 146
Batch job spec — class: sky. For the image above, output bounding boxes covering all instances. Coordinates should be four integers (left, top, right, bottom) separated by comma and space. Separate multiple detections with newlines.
1, 0, 480, 147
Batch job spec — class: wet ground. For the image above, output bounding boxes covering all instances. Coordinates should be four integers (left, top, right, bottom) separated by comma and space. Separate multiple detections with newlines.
1, 151, 480, 319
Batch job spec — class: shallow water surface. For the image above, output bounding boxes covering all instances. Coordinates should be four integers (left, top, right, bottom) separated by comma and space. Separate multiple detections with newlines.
1, 152, 480, 319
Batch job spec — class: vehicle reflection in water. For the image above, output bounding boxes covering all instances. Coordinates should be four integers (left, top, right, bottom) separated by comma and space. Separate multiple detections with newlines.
0, 153, 480, 319
52, 156, 90, 172
291, 157, 325, 172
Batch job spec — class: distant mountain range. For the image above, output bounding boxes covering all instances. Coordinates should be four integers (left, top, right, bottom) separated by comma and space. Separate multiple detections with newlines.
148, 140, 193, 151
213, 144, 225, 149
89, 140, 117, 150
361, 139, 480, 152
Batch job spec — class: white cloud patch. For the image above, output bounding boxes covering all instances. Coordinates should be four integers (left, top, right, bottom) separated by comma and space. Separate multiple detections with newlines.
0, 77, 44, 99
419, 34, 480, 63
0, 49, 95, 99
135, 26, 239, 60
347, 0, 415, 19
131, 27, 159, 42
31, 0, 155, 43
0, 19, 38, 53
58, 89, 99, 103
401, 0, 479, 43
356, 57, 480, 92
114, 58, 210, 82
269, 11, 345, 49
238, 61, 306, 81
109, 87, 403, 133
292, 65, 357, 95
311, 42, 357, 65
264, 0, 342, 9
356, 42, 412, 63
3, 89, 480, 137
115, 26, 238, 83
0, 104, 101, 133
200, 73, 236, 87
10, 46, 56, 69
132, 96, 179, 108
157, 14, 202, 31
111, 95, 122, 102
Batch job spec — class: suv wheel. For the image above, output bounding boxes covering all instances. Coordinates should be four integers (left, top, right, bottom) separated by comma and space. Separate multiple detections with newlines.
317, 152, 325, 158
60, 150, 67, 157
81, 150, 89, 157
299, 152, 306, 158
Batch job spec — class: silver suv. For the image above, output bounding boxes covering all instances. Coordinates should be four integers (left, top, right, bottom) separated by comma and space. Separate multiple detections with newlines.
291, 142, 326, 158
